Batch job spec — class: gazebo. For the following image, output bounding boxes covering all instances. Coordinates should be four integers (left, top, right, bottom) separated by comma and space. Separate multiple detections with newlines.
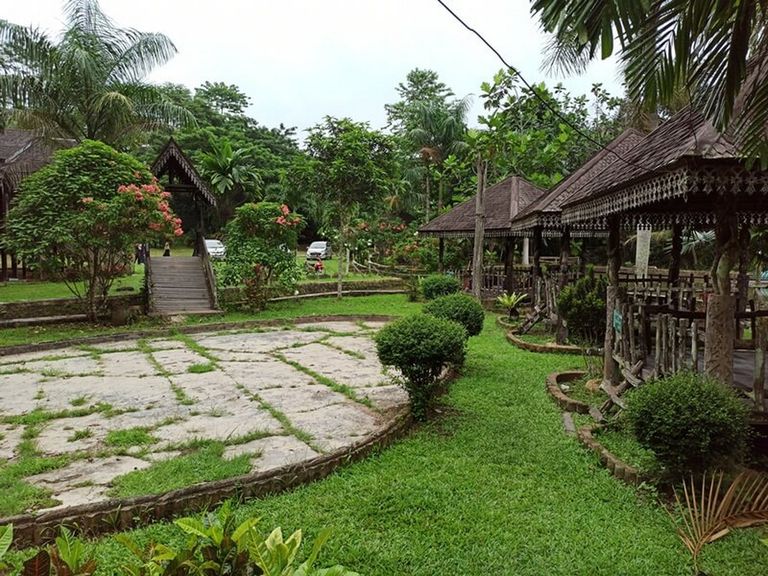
508, 129, 645, 322
418, 174, 546, 287
560, 107, 768, 410
150, 138, 217, 252
0, 129, 73, 280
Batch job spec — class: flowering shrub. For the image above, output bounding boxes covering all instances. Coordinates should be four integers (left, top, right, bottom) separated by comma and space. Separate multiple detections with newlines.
4, 140, 182, 320
217, 202, 304, 309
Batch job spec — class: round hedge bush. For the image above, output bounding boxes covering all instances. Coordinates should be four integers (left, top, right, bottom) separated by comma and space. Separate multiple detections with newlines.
421, 274, 461, 300
624, 372, 750, 477
423, 293, 485, 337
375, 314, 466, 420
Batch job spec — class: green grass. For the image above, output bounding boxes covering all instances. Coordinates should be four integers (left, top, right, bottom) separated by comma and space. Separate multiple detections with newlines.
68, 429, 93, 442
562, 375, 607, 405
187, 362, 216, 374
595, 425, 659, 474
295, 251, 385, 284
104, 427, 155, 448
3, 305, 753, 575
108, 442, 251, 498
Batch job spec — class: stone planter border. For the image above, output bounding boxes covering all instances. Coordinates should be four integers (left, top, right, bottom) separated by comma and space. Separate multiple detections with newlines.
577, 425, 646, 487
2, 407, 412, 548
545, 371, 591, 414
497, 316, 602, 356
0, 314, 396, 357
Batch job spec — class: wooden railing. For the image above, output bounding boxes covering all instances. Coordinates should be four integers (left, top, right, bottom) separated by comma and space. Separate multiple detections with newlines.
197, 235, 219, 311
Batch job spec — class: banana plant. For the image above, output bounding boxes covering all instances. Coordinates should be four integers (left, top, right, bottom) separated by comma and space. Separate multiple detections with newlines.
0, 525, 12, 575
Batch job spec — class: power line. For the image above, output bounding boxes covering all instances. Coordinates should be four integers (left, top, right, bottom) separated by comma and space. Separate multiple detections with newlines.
434, 0, 657, 174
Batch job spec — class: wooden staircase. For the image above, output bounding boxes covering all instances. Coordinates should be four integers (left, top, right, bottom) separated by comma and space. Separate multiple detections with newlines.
149, 256, 218, 315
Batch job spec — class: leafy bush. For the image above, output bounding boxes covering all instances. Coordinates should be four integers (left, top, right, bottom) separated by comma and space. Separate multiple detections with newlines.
375, 314, 466, 420
625, 372, 750, 477
424, 293, 485, 337
556, 266, 607, 344
420, 274, 461, 300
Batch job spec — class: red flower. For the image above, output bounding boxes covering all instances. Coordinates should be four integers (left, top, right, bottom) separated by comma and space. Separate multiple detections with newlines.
281, 204, 290, 215
173, 227, 184, 236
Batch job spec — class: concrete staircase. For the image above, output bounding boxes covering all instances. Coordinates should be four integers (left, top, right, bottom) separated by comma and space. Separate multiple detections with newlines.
149, 256, 218, 315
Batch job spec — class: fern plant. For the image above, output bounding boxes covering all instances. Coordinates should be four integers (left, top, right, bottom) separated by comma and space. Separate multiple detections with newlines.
496, 291, 527, 319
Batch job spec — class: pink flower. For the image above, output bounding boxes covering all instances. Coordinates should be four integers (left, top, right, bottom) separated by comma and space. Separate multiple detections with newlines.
158, 202, 170, 212
163, 212, 172, 222
160, 191, 171, 199
173, 228, 184, 236
281, 204, 290, 215
148, 222, 162, 231
134, 192, 144, 201
81, 197, 94, 204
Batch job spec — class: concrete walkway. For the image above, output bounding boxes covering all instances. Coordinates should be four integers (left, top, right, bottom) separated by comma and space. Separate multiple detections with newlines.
0, 320, 407, 512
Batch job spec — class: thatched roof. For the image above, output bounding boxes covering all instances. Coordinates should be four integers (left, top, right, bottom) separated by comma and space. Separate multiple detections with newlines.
418, 175, 546, 238
560, 108, 765, 226
0, 129, 68, 191
509, 129, 645, 236
151, 138, 216, 207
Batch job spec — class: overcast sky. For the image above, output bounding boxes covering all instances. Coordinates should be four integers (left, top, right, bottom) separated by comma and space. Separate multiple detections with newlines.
4, 0, 623, 136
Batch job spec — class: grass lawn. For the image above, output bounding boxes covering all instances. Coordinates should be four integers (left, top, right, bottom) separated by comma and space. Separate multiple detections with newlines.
295, 250, 388, 283
3, 296, 763, 575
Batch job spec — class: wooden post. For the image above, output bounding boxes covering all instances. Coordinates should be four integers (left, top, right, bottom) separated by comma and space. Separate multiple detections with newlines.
603, 216, 622, 385
438, 237, 445, 273
556, 226, 571, 344
503, 237, 514, 293
704, 211, 739, 386
755, 316, 767, 411
471, 156, 486, 299
532, 226, 543, 306
736, 224, 750, 339
668, 223, 683, 287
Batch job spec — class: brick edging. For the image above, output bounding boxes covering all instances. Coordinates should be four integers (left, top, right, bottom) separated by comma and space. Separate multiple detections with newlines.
505, 331, 585, 355
0, 314, 397, 357
577, 425, 646, 486
2, 407, 413, 549
545, 371, 591, 414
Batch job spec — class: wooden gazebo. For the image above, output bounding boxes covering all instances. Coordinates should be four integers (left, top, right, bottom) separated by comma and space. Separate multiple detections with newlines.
150, 138, 216, 250
0, 129, 73, 280
418, 174, 545, 278
560, 108, 768, 409
508, 129, 645, 317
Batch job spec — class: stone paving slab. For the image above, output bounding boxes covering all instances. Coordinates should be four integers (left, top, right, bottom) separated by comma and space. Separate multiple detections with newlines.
281, 343, 388, 388
0, 321, 407, 514
296, 321, 364, 333
223, 435, 319, 471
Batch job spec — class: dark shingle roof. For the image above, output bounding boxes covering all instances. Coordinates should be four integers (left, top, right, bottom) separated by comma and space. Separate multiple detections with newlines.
151, 138, 216, 207
418, 175, 546, 238
561, 109, 745, 224
0, 129, 72, 191
509, 129, 645, 234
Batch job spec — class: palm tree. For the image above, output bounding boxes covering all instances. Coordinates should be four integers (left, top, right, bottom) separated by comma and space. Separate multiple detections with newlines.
199, 137, 263, 227
0, 0, 193, 146
532, 0, 768, 159
408, 98, 470, 218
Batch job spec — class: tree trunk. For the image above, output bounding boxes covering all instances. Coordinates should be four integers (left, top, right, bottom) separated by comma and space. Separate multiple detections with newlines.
556, 226, 571, 344
438, 179, 445, 212
471, 155, 487, 299
438, 237, 445, 273
603, 216, 621, 385
424, 174, 431, 224
503, 237, 515, 293
337, 214, 347, 299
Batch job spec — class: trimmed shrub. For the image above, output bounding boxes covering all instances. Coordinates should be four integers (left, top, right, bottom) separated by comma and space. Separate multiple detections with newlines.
625, 372, 750, 477
421, 274, 461, 300
424, 293, 485, 337
556, 266, 608, 345
375, 314, 466, 420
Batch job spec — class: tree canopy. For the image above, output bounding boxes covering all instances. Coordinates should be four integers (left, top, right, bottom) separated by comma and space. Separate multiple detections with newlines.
0, 0, 192, 146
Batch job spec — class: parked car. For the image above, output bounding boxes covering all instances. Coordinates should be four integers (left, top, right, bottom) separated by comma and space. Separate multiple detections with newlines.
204, 239, 226, 259
306, 241, 332, 260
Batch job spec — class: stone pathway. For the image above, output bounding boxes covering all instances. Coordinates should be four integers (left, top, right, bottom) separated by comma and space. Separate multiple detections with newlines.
0, 320, 407, 513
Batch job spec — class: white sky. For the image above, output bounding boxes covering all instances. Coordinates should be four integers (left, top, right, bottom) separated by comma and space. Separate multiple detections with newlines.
3, 0, 623, 136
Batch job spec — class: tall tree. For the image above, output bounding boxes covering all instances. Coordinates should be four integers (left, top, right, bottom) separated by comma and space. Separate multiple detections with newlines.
0, 0, 192, 146
385, 68, 455, 133
532, 0, 768, 159
288, 117, 394, 297
195, 81, 250, 116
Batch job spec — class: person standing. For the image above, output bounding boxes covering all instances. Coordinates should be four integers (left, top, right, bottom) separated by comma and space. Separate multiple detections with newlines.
163, 241, 171, 257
